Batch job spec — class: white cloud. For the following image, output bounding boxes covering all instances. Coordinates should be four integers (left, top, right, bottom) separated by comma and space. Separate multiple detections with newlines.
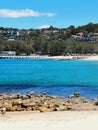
0, 9, 56, 18
37, 25, 51, 29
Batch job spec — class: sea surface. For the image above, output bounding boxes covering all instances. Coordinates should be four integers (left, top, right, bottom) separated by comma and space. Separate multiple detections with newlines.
0, 58, 98, 98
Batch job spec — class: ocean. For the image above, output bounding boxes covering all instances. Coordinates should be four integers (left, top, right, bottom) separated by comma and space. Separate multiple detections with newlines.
0, 58, 98, 98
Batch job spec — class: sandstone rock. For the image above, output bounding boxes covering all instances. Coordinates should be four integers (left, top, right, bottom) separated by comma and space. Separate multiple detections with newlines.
48, 104, 54, 108
32, 105, 39, 111
16, 106, 24, 111
42, 92, 47, 95
0, 97, 3, 100
66, 105, 72, 110
27, 91, 35, 95
51, 96, 58, 99
66, 100, 71, 103
8, 94, 18, 100
65, 102, 72, 109
3, 100, 12, 106
82, 100, 89, 103
68, 94, 74, 98
74, 92, 80, 97
54, 105, 67, 111
22, 101, 36, 108
6, 105, 13, 111
0, 107, 6, 114
94, 101, 98, 106
16, 93, 21, 98
26, 107, 32, 111
69, 98, 82, 104
39, 107, 53, 112
12, 99, 23, 106
54, 104, 60, 107
1, 94, 8, 100
0, 101, 3, 108
21, 95, 29, 100
93, 98, 98, 101
7, 105, 22, 111
26, 94, 33, 98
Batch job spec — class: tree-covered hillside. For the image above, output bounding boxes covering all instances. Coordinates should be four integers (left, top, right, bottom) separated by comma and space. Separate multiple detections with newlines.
0, 23, 98, 55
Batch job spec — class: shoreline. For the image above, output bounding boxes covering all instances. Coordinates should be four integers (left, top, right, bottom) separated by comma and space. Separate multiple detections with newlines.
0, 55, 98, 60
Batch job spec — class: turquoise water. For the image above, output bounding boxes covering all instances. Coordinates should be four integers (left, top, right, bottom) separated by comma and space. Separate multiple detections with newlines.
0, 59, 98, 98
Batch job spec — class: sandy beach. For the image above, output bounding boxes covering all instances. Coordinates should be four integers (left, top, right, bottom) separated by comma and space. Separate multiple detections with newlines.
81, 55, 98, 61
0, 111, 98, 130
45, 55, 98, 61
1, 54, 98, 61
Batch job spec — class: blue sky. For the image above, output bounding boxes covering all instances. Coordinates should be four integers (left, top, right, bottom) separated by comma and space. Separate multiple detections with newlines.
0, 0, 98, 29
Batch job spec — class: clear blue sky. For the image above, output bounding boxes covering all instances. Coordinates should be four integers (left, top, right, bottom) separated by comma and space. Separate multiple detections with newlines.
0, 0, 98, 29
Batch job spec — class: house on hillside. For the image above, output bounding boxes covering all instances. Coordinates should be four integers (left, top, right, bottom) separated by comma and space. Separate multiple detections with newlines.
93, 33, 98, 41
70, 32, 98, 42
82, 33, 98, 42
71, 32, 84, 41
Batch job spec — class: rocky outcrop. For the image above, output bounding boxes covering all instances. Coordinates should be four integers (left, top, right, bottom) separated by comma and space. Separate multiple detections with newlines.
0, 92, 98, 114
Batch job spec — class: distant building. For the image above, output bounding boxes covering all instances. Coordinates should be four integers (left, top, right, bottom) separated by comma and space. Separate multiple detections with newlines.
69, 32, 98, 42
82, 33, 98, 42
0, 51, 16, 56
71, 32, 84, 41
93, 33, 98, 42
8, 38, 15, 41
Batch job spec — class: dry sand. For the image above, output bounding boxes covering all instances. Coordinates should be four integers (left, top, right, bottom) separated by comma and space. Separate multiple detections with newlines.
1, 55, 98, 60
47, 55, 98, 60
82, 55, 98, 61
38, 55, 98, 60
0, 111, 98, 130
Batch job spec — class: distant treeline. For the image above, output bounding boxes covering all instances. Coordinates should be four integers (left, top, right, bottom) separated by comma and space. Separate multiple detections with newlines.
0, 22, 98, 55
